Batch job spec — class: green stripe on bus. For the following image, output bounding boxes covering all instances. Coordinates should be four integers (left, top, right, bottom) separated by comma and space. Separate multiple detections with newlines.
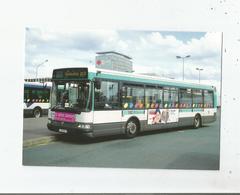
88, 72, 213, 90
179, 109, 205, 112
192, 108, 204, 112
180, 109, 192, 112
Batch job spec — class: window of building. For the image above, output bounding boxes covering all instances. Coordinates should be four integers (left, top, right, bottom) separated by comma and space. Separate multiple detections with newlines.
145, 87, 163, 109
204, 90, 213, 108
94, 80, 120, 110
192, 89, 203, 108
179, 88, 192, 108
121, 85, 144, 109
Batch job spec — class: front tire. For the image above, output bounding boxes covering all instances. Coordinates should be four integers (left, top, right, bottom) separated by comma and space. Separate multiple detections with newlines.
125, 119, 139, 138
193, 114, 201, 128
33, 107, 42, 118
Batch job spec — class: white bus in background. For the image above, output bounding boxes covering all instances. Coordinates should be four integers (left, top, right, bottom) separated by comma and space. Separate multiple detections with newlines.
24, 82, 51, 118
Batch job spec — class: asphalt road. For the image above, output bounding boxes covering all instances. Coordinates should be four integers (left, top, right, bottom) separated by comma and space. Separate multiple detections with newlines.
23, 112, 220, 170
23, 117, 58, 140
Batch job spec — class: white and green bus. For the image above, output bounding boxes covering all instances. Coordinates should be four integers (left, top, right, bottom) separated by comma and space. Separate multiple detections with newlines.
47, 67, 217, 138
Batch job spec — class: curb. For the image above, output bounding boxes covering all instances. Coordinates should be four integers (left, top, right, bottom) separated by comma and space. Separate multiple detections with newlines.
23, 136, 58, 148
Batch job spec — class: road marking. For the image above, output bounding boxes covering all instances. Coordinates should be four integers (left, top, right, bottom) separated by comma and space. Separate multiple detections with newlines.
23, 136, 57, 148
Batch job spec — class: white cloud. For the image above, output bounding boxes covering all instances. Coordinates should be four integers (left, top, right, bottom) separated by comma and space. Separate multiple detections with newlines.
147, 32, 183, 49
181, 32, 221, 60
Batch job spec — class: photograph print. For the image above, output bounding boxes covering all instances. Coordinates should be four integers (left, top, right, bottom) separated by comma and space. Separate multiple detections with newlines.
23, 29, 221, 170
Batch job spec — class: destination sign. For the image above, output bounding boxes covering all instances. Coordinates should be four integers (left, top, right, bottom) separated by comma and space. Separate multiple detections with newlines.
53, 68, 88, 79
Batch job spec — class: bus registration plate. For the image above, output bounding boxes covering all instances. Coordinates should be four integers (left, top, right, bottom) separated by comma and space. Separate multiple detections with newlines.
59, 129, 67, 133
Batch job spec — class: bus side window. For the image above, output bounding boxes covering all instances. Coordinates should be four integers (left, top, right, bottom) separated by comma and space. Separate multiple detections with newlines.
121, 85, 144, 109
121, 86, 129, 109
31, 89, 38, 102
163, 88, 169, 108
204, 90, 213, 108
169, 88, 178, 108
24, 88, 30, 103
94, 80, 120, 110
145, 87, 163, 109
179, 88, 192, 108
193, 89, 203, 108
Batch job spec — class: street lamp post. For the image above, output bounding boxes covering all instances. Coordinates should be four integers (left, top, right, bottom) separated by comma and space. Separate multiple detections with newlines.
176, 55, 191, 81
35, 59, 48, 79
196, 67, 203, 83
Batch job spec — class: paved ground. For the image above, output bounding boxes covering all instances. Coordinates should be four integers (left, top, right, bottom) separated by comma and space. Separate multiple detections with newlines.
23, 117, 57, 140
22, 113, 220, 170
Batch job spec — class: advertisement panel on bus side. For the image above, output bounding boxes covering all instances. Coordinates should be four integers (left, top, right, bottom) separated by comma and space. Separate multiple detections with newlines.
148, 109, 179, 125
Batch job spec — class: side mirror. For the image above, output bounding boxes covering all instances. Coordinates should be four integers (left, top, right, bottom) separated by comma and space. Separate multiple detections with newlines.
95, 80, 101, 90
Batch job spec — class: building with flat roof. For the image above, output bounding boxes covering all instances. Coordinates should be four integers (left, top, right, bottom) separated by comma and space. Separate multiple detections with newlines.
95, 51, 133, 72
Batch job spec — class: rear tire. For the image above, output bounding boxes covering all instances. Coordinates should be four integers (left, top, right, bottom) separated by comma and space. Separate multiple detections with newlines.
125, 119, 139, 138
193, 114, 201, 128
33, 107, 42, 118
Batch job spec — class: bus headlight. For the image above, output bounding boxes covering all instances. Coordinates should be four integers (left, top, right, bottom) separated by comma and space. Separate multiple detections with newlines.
84, 124, 91, 129
51, 112, 55, 119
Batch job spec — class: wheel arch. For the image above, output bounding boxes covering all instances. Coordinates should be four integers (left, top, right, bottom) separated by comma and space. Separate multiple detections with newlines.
33, 106, 42, 111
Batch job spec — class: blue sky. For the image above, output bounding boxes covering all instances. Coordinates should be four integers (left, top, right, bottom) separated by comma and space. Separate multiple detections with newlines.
25, 28, 221, 96
159, 31, 206, 43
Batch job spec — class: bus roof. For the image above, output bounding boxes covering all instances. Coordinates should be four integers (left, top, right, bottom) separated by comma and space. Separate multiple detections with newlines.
51, 67, 215, 91
88, 68, 215, 91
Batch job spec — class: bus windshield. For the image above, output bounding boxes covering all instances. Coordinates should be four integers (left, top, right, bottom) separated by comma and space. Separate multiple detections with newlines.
50, 81, 92, 113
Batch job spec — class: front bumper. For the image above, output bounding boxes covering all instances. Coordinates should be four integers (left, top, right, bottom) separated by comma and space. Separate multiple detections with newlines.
47, 119, 93, 137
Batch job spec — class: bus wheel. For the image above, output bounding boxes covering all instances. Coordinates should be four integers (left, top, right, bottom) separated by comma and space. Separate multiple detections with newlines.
193, 114, 201, 128
33, 107, 42, 118
125, 119, 138, 138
